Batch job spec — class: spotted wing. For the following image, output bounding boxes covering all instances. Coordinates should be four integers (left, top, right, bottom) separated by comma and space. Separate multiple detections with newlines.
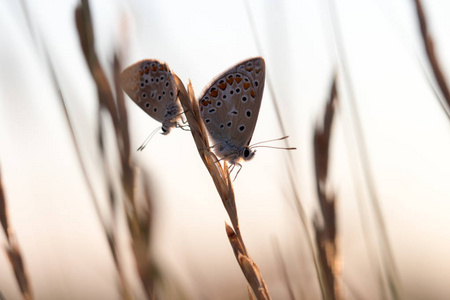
120, 59, 180, 124
199, 57, 265, 150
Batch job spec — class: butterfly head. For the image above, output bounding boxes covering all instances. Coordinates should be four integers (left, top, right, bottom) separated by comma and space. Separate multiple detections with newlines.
161, 125, 170, 135
241, 146, 256, 161
161, 121, 176, 135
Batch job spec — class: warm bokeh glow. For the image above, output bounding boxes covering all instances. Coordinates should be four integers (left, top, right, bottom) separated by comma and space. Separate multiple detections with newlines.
1, 0, 449, 299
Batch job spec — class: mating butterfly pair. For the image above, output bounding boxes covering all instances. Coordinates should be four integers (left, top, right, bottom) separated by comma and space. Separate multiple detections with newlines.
120, 57, 265, 166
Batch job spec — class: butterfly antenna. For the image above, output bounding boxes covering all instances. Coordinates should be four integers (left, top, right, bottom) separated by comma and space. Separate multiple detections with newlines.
250, 135, 290, 147
251, 145, 297, 150
249, 136, 296, 150
137, 126, 161, 151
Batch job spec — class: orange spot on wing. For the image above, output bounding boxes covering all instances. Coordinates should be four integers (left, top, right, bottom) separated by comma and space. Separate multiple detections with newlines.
132, 84, 138, 91
255, 68, 262, 74
139, 70, 144, 76
235, 77, 242, 83
152, 65, 157, 72
210, 90, 218, 97
246, 67, 253, 71
243, 82, 250, 90
218, 82, 227, 90
144, 67, 150, 74
250, 89, 255, 98
226, 77, 234, 85
201, 100, 211, 106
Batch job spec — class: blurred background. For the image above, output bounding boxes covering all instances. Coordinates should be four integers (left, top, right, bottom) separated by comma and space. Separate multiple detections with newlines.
1, 0, 449, 299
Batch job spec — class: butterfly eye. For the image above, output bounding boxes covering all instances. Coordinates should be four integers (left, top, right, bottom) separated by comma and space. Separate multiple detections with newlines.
244, 148, 250, 158
162, 127, 167, 133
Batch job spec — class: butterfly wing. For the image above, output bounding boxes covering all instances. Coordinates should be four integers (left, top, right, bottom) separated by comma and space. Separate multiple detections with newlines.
120, 59, 180, 125
199, 57, 265, 153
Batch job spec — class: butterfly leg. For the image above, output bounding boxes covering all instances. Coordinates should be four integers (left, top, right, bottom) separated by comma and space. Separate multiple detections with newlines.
232, 163, 243, 181
225, 163, 235, 181
176, 123, 191, 131
175, 110, 188, 124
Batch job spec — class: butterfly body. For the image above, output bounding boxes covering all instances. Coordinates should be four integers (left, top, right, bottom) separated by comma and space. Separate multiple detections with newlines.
120, 59, 181, 134
199, 57, 265, 165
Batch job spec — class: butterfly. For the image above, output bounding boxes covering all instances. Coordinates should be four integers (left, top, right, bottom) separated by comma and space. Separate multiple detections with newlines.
120, 59, 182, 135
198, 57, 266, 168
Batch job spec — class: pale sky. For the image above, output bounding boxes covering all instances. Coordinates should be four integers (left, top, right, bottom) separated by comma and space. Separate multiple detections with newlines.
1, 0, 450, 299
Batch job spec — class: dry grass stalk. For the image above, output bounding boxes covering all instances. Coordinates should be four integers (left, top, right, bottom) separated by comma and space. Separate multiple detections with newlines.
313, 75, 341, 300
75, 1, 158, 299
327, 1, 403, 298
226, 224, 271, 300
75, 3, 131, 299
242, 4, 330, 298
247, 286, 256, 300
18, 0, 118, 283
114, 56, 157, 300
173, 74, 271, 300
413, 0, 450, 109
272, 239, 296, 300
0, 167, 33, 300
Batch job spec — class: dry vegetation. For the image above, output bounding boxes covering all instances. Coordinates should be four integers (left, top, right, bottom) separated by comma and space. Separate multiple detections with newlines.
1, 0, 449, 299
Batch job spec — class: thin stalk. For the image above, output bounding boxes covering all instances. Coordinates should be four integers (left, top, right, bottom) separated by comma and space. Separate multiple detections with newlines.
243, 1, 332, 299
326, 0, 403, 299
412, 0, 450, 120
